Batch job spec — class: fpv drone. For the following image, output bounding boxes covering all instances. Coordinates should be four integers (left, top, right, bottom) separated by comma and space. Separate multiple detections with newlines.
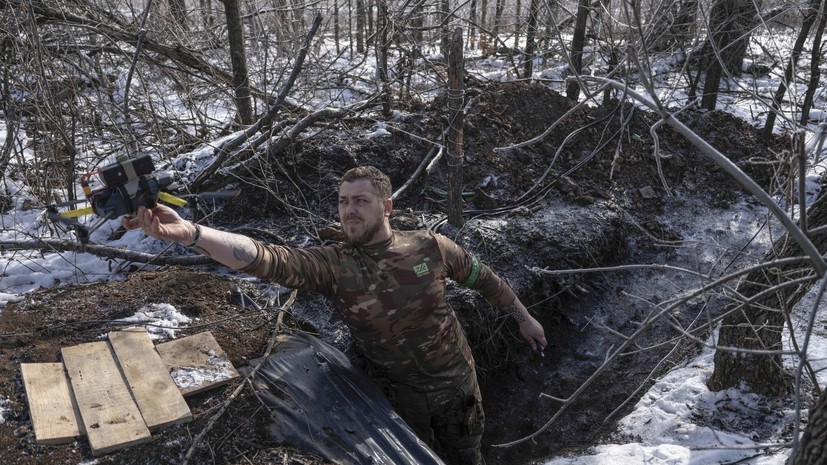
48, 154, 222, 243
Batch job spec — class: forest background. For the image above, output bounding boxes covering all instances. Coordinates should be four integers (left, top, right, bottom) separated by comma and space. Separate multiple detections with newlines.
2, 0, 827, 464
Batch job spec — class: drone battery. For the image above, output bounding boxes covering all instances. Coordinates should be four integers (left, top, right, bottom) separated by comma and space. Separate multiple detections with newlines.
100, 155, 155, 187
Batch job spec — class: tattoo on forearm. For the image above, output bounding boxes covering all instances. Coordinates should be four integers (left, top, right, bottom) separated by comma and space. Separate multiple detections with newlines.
505, 303, 526, 323
228, 236, 256, 264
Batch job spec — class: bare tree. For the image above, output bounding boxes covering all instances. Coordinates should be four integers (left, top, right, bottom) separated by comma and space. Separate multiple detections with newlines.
494, 0, 504, 38
522, 0, 541, 77
445, 27, 465, 227
356, 0, 367, 53
169, 0, 189, 30
698, 0, 762, 110
800, 0, 827, 125
763, 0, 825, 138
375, 0, 391, 118
707, 220, 825, 394
224, 0, 255, 125
566, 0, 590, 100
792, 385, 827, 464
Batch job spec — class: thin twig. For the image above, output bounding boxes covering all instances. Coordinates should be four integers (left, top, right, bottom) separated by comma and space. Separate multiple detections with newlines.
183, 289, 297, 465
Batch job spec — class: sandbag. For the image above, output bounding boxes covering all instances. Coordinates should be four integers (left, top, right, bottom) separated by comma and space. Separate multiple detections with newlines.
253, 331, 446, 465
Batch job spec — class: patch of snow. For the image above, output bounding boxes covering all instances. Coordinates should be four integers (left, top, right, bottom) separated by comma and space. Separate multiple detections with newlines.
169, 355, 236, 390
114, 303, 192, 340
0, 396, 10, 424
366, 122, 391, 139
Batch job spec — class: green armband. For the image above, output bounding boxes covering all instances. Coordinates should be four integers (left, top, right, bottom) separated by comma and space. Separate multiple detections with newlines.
460, 255, 481, 288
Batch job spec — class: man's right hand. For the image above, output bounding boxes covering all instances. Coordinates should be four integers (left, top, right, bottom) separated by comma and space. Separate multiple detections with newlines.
124, 204, 259, 271
122, 205, 195, 244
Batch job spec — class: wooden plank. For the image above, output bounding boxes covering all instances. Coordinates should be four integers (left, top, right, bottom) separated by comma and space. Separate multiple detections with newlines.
108, 328, 192, 431
20, 363, 83, 445
156, 332, 239, 396
61, 341, 151, 456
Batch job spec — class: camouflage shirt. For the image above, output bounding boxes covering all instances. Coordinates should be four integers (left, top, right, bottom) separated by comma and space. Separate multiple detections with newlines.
241, 230, 517, 391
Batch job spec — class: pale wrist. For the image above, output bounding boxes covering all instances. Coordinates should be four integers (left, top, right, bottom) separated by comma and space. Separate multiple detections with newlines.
180, 222, 203, 248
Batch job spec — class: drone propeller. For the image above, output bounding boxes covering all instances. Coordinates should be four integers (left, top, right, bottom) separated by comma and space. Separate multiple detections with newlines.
45, 206, 92, 244
173, 189, 241, 204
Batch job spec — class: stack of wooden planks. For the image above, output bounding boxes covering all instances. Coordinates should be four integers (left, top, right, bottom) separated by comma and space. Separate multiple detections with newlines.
20, 329, 238, 456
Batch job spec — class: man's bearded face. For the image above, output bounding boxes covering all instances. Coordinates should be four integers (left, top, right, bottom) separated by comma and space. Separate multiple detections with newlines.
338, 180, 389, 246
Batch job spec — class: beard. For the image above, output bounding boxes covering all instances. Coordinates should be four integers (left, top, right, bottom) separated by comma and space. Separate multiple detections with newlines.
344, 219, 383, 246
342, 204, 385, 246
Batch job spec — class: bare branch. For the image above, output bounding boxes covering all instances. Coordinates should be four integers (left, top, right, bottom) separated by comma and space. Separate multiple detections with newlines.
0, 239, 212, 266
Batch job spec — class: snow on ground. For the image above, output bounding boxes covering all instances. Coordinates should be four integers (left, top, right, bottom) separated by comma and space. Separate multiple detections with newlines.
114, 303, 193, 340
537, 179, 827, 464
541, 341, 814, 465
0, 396, 9, 425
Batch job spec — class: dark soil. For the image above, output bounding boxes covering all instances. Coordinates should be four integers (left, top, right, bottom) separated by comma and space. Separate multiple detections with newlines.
0, 81, 785, 464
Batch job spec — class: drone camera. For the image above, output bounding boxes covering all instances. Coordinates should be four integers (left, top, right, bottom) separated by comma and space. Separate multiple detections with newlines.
99, 154, 155, 187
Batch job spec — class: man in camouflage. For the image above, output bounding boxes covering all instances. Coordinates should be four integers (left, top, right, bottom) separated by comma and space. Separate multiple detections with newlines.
125, 166, 547, 465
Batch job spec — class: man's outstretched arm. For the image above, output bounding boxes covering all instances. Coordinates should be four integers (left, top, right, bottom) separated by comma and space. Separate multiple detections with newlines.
123, 205, 258, 270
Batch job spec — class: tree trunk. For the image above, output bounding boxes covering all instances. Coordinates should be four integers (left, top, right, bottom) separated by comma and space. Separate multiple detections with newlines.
762, 0, 821, 138
514, 0, 521, 50
699, 55, 723, 110
223, 0, 254, 125
0, 40, 14, 179
494, 0, 504, 37
708, 191, 827, 395
468, 0, 477, 42
411, 1, 424, 43
334, 0, 341, 55
700, 0, 761, 110
375, 0, 391, 119
168, 0, 188, 30
441, 0, 450, 23
800, 0, 826, 125
356, 0, 366, 53
522, 0, 540, 78
199, 0, 215, 30
566, 0, 590, 101
367, 0, 374, 39
792, 386, 827, 464
446, 27, 465, 228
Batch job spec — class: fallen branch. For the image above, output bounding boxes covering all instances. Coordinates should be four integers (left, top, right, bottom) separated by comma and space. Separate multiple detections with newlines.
0, 239, 212, 266
195, 98, 381, 193
29, 2, 237, 88
182, 290, 296, 465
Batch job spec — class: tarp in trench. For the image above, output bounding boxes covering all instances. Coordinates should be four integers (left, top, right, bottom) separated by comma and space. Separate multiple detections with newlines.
252, 331, 446, 465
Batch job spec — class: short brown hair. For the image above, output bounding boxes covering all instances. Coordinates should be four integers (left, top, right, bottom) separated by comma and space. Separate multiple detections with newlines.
340, 166, 392, 199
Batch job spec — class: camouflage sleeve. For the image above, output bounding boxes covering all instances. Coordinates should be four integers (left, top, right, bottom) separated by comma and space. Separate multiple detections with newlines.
239, 240, 338, 296
434, 233, 517, 308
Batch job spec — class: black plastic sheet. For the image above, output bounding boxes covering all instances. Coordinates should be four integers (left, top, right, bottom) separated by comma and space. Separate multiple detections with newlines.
253, 332, 446, 465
